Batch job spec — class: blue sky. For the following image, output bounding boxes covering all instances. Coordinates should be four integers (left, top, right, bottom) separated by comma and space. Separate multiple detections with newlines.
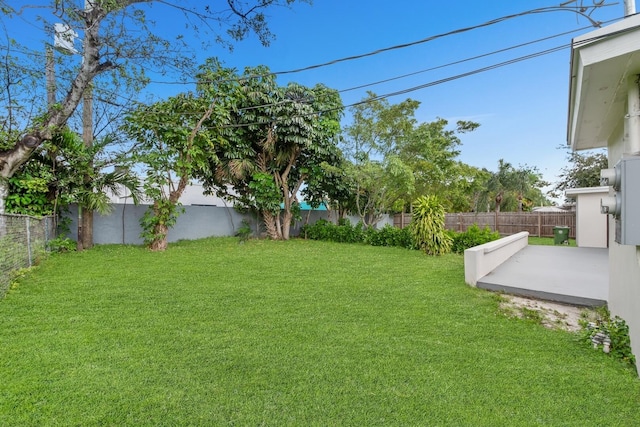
152, 0, 622, 198
7, 1, 625, 200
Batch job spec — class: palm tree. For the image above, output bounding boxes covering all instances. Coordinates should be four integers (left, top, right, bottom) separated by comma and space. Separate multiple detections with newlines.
480, 159, 547, 212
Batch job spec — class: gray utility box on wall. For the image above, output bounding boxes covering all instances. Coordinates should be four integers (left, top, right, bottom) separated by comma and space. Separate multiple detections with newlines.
600, 156, 640, 245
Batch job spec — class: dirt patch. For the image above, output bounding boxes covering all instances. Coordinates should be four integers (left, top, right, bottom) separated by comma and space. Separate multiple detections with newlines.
498, 294, 595, 332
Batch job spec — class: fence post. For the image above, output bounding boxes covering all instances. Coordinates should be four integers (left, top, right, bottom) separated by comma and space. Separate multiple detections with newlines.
538, 212, 541, 237
26, 217, 32, 267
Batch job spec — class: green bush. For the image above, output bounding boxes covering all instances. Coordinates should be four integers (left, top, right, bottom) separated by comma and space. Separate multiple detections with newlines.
411, 195, 452, 256
365, 224, 415, 249
302, 219, 415, 249
449, 224, 501, 254
46, 237, 77, 253
302, 219, 365, 244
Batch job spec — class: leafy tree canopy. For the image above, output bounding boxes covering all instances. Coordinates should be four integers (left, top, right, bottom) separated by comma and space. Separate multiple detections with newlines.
553, 150, 608, 199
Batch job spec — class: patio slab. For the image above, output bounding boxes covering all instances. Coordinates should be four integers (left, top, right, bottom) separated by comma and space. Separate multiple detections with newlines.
476, 245, 609, 307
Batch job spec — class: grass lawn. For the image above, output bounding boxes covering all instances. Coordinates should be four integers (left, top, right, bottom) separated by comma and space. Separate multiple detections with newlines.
528, 236, 577, 246
1, 238, 638, 426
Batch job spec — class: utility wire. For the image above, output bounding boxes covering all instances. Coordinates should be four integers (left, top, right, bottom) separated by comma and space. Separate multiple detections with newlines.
221, 21, 640, 129
135, 4, 619, 87
268, 4, 614, 76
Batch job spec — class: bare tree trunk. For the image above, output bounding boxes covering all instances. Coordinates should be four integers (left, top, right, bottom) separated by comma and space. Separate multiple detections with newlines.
0, 178, 8, 216
263, 210, 280, 240
282, 210, 293, 240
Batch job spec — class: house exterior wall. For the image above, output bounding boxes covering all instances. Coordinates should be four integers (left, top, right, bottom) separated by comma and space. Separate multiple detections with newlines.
607, 129, 640, 372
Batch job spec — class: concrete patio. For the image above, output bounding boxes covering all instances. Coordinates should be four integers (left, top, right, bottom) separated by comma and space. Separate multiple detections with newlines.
476, 245, 609, 307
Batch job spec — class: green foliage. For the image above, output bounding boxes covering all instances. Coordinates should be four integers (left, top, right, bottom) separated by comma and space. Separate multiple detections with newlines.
124, 62, 241, 249
411, 195, 452, 255
301, 219, 415, 249
477, 159, 550, 212
194, 63, 344, 240
248, 172, 282, 215
5, 130, 140, 220
235, 220, 252, 242
46, 237, 77, 253
554, 150, 609, 200
364, 224, 415, 249
5, 174, 52, 216
139, 200, 183, 248
449, 224, 501, 254
302, 219, 365, 244
580, 307, 637, 373
341, 94, 482, 220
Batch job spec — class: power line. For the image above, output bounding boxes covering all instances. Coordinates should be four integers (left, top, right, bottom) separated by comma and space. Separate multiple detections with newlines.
336, 23, 599, 94
268, 4, 614, 76
137, 4, 619, 88
1, 2, 624, 130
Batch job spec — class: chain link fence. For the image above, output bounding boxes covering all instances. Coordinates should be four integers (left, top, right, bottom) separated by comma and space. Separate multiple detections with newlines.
0, 214, 56, 298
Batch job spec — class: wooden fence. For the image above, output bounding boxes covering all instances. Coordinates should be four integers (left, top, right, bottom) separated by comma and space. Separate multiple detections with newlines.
394, 211, 576, 238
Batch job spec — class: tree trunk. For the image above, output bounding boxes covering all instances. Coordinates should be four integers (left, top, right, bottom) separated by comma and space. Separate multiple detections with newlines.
78, 86, 94, 250
282, 210, 293, 240
0, 1, 111, 214
0, 178, 8, 216
263, 210, 280, 240
495, 192, 503, 213
80, 208, 93, 250
150, 222, 169, 251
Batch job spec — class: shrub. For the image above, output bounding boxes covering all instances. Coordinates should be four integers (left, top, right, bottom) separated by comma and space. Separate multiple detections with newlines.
235, 220, 252, 243
47, 237, 77, 253
302, 219, 415, 250
580, 307, 637, 373
449, 224, 500, 254
365, 224, 415, 249
301, 219, 365, 244
411, 195, 452, 255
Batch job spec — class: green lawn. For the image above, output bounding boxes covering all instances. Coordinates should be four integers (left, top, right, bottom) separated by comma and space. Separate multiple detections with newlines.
528, 236, 577, 246
1, 238, 638, 426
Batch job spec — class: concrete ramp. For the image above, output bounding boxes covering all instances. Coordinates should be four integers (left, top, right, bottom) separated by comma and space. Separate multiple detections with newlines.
477, 246, 609, 307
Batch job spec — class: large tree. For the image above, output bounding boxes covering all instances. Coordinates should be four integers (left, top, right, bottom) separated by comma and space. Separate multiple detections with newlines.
123, 60, 239, 251
341, 93, 481, 223
0, 0, 310, 215
197, 65, 343, 240
478, 159, 549, 212
553, 150, 608, 200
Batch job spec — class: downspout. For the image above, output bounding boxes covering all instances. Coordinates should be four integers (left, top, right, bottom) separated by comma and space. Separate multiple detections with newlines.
625, 0, 636, 16
624, 1, 639, 154
627, 76, 640, 155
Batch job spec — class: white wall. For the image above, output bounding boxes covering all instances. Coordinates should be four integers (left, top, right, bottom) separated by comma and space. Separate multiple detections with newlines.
566, 188, 608, 248
607, 126, 640, 373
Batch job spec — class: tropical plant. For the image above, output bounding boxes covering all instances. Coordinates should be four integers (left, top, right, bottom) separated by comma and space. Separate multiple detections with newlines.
477, 159, 550, 212
196, 65, 344, 240
124, 60, 239, 250
410, 195, 452, 255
